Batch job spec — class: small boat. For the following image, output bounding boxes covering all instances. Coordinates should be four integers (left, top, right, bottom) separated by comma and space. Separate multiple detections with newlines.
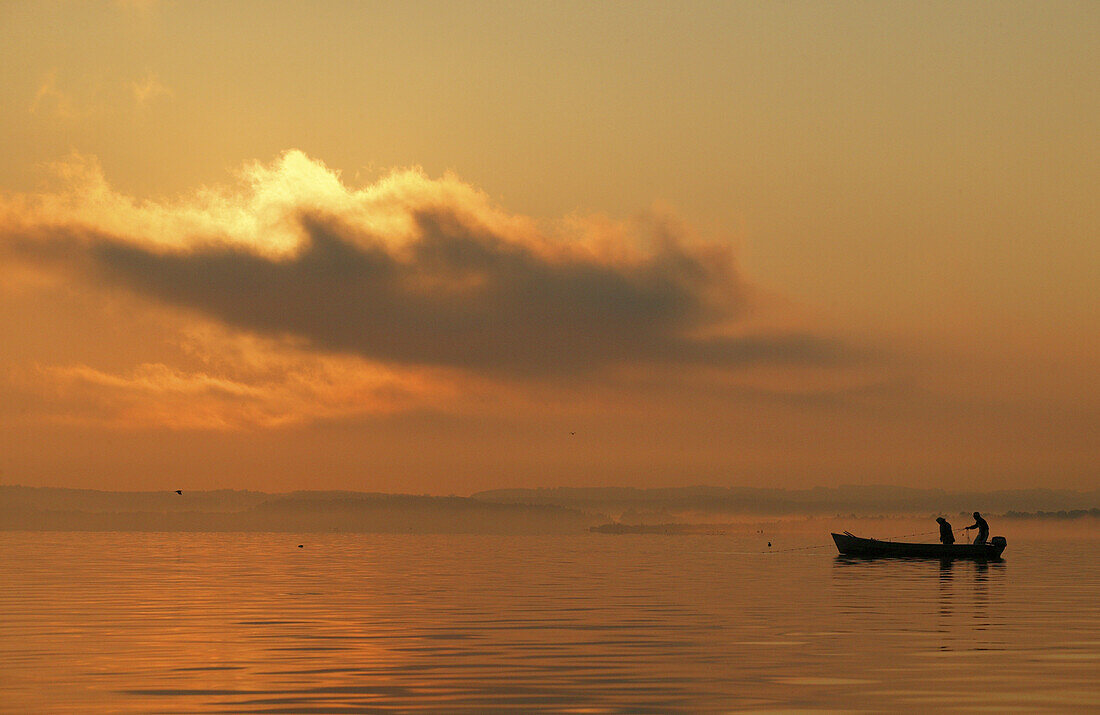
832, 531, 1006, 560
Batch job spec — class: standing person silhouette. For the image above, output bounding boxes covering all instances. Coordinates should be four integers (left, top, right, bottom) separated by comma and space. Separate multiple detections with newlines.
936, 517, 955, 545
964, 512, 989, 545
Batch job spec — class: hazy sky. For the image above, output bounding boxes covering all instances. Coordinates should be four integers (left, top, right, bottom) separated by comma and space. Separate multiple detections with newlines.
1, 1, 1096, 492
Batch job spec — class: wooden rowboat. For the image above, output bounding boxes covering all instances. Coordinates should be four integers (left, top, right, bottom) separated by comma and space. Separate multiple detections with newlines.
832, 531, 1006, 560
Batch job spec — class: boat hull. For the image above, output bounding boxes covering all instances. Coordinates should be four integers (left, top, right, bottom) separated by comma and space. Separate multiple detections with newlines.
832, 533, 1005, 559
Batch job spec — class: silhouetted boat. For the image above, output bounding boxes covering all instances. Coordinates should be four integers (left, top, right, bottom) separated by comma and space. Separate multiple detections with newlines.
832, 531, 1006, 559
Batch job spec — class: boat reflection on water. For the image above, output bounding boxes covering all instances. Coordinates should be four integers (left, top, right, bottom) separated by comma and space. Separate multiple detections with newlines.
832, 554, 1005, 565
833, 554, 1006, 570
831, 551, 1006, 632
939, 557, 954, 618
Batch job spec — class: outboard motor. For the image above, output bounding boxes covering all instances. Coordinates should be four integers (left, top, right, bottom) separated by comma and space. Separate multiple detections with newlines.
991, 536, 1007, 548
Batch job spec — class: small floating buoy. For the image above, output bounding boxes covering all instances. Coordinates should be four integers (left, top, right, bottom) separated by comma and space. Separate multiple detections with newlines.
175, 490, 182, 495
297, 544, 303, 548
768, 542, 772, 548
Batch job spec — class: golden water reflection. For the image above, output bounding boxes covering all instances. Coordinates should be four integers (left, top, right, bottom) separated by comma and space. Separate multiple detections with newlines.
1, 532, 1097, 712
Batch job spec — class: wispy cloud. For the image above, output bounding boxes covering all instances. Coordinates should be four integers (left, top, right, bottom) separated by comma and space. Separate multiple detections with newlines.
29, 71, 79, 118
131, 72, 172, 107
3, 327, 455, 431
28, 70, 171, 119
113, 0, 158, 10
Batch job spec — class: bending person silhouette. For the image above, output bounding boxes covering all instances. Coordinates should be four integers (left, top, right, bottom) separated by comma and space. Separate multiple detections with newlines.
936, 517, 955, 545
964, 512, 989, 545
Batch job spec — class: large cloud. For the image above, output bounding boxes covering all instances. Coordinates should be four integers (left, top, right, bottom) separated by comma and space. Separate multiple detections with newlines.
3, 151, 848, 377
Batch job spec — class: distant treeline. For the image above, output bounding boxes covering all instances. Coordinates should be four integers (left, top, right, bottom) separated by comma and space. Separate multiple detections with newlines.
474, 485, 1100, 518
589, 523, 728, 535
2, 485, 1096, 533
1002, 508, 1100, 520
0, 487, 601, 534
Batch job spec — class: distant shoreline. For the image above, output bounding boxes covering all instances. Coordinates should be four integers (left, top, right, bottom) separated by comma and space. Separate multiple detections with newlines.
2, 485, 1096, 534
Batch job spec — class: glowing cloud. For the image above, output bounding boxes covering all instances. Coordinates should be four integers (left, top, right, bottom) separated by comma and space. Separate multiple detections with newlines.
2, 151, 848, 377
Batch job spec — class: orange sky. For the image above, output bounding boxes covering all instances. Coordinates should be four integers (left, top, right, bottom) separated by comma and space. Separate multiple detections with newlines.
0, 1, 1096, 492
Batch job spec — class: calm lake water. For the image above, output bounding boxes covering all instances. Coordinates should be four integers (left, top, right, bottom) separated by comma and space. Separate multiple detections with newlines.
2, 527, 1098, 713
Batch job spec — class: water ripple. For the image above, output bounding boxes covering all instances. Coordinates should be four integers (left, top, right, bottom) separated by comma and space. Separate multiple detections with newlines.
2, 531, 1098, 712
